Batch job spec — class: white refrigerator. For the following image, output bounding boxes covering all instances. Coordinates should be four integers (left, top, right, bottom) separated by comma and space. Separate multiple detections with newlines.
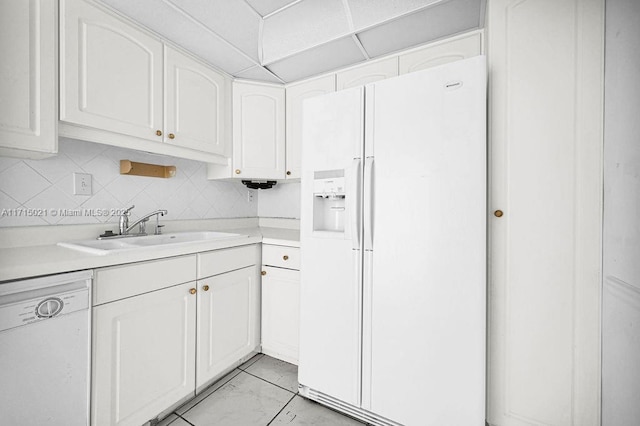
299, 56, 487, 426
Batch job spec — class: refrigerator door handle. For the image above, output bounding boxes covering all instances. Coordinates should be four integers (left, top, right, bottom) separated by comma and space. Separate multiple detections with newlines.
364, 157, 374, 250
349, 158, 362, 250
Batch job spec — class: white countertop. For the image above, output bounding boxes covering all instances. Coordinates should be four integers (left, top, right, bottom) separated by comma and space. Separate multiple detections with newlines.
0, 223, 299, 283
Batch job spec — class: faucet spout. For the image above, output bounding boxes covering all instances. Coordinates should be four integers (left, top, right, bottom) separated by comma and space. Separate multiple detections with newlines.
123, 209, 167, 235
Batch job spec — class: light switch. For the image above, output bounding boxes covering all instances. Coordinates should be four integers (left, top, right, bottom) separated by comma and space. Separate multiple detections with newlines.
73, 173, 92, 195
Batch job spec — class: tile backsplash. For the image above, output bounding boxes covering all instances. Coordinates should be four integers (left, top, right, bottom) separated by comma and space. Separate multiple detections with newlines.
0, 138, 259, 227
257, 181, 300, 219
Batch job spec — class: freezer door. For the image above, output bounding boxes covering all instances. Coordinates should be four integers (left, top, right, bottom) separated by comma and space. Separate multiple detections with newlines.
299, 87, 364, 406
361, 56, 487, 425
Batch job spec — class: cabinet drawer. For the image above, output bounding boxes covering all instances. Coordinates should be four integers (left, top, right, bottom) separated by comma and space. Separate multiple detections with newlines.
94, 255, 196, 305
197, 244, 260, 279
262, 245, 300, 270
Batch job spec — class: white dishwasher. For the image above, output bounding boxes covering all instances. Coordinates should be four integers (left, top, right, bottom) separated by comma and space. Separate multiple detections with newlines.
0, 270, 92, 426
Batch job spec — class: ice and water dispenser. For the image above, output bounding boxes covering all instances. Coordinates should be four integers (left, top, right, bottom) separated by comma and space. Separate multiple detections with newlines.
313, 170, 345, 233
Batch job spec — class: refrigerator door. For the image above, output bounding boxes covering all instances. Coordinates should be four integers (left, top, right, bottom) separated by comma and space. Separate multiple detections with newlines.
361, 56, 487, 425
299, 88, 364, 406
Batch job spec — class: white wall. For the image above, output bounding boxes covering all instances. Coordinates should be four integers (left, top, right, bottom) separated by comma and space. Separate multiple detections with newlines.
0, 138, 257, 227
257, 182, 300, 219
602, 0, 640, 424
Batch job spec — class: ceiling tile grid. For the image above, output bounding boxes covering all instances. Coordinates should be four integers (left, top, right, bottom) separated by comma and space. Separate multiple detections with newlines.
96, 0, 485, 84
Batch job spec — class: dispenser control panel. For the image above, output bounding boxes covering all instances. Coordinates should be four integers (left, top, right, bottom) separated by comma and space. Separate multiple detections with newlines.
313, 177, 345, 198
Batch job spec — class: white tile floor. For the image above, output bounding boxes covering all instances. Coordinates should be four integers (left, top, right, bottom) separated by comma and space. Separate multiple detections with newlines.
157, 354, 367, 426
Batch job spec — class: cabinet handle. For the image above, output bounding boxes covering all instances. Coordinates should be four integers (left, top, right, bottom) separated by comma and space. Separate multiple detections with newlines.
494, 210, 504, 218
286, 171, 291, 176
168, 133, 175, 139
283, 255, 289, 261
155, 130, 162, 136
261, 270, 267, 276
189, 288, 197, 295
202, 285, 210, 291
235, 169, 241, 175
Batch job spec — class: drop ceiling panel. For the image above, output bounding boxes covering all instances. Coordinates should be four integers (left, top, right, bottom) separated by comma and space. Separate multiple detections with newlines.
235, 66, 283, 84
244, 0, 298, 17
357, 0, 482, 58
262, 0, 352, 64
347, 0, 443, 30
98, 0, 255, 74
168, 0, 261, 61
266, 36, 366, 83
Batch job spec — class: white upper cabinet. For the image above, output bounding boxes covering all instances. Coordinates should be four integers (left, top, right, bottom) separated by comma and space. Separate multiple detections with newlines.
232, 81, 286, 180
60, 0, 163, 141
285, 75, 336, 179
399, 32, 482, 75
165, 46, 230, 156
336, 57, 398, 90
0, 0, 57, 159
60, 0, 230, 163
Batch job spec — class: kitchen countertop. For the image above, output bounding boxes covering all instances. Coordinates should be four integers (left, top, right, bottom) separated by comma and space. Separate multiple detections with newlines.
0, 224, 299, 283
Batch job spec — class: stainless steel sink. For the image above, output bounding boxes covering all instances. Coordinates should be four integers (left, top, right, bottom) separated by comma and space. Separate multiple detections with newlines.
57, 231, 246, 255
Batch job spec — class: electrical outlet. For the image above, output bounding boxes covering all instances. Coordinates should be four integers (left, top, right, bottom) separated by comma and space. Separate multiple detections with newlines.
247, 190, 254, 203
73, 173, 92, 195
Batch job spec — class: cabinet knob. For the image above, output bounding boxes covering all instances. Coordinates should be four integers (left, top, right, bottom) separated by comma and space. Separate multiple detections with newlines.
261, 270, 267, 276
168, 133, 175, 139
283, 255, 289, 261
189, 288, 197, 295
494, 210, 504, 218
155, 130, 162, 136
202, 285, 210, 291
286, 171, 291, 176
235, 169, 241, 175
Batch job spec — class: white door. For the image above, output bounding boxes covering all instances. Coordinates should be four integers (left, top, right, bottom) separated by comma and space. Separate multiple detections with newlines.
232, 82, 285, 179
196, 266, 260, 389
92, 282, 196, 426
299, 88, 364, 406
361, 57, 487, 426
261, 266, 300, 364
486, 0, 604, 425
0, 0, 57, 157
285, 74, 336, 179
60, 0, 163, 141
164, 47, 229, 155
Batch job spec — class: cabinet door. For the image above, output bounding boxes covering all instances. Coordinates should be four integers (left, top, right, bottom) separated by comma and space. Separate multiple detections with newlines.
165, 47, 230, 156
196, 266, 260, 388
232, 82, 286, 179
60, 0, 163, 141
285, 75, 336, 179
487, 0, 604, 425
92, 282, 196, 426
399, 32, 482, 75
261, 266, 300, 364
0, 0, 57, 158
336, 57, 398, 90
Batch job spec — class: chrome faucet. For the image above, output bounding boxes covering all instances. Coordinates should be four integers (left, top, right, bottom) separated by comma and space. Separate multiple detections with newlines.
119, 207, 168, 236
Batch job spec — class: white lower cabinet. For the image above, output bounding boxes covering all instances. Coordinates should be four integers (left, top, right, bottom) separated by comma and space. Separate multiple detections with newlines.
92, 281, 197, 426
196, 265, 260, 389
261, 244, 300, 364
92, 245, 260, 425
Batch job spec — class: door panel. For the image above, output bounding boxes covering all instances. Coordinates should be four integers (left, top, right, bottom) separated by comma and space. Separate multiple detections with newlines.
299, 87, 365, 406
196, 266, 260, 388
61, 0, 163, 140
92, 282, 196, 426
165, 47, 228, 155
362, 57, 487, 425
